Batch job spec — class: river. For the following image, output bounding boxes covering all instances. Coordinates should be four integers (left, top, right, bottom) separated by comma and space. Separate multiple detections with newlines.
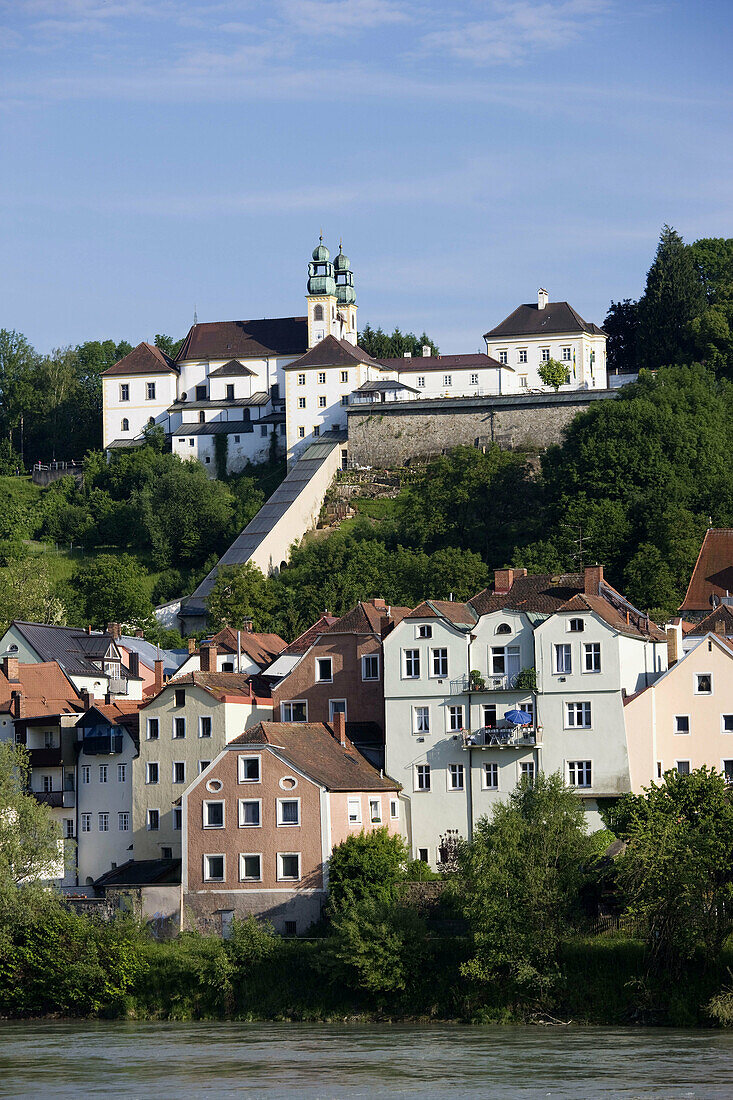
0, 1022, 731, 1098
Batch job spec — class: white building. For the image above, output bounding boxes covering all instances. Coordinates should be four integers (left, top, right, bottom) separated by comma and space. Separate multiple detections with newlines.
484, 290, 608, 393
383, 567, 667, 866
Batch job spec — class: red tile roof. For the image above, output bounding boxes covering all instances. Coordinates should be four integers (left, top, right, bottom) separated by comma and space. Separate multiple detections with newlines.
175, 317, 308, 361
686, 605, 733, 636
102, 342, 177, 377
144, 671, 272, 705
230, 721, 399, 792
556, 593, 666, 641
281, 615, 339, 655
679, 529, 733, 613
407, 599, 477, 627
284, 335, 376, 370
470, 573, 585, 615
0, 662, 82, 717
327, 600, 412, 636
205, 626, 287, 667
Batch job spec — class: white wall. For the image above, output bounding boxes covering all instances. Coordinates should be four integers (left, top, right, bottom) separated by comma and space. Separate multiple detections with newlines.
102, 372, 177, 448
77, 729, 137, 885
398, 365, 501, 399
485, 333, 607, 393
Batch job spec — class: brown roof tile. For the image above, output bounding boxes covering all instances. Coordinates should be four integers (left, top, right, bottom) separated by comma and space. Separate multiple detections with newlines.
102, 342, 177, 377
230, 721, 399, 792
470, 573, 585, 615
326, 600, 413, 636
284, 335, 376, 370
679, 529, 733, 613
176, 317, 308, 362
281, 615, 339, 655
407, 599, 477, 626
206, 626, 287, 667
145, 671, 272, 705
557, 593, 666, 641
0, 662, 82, 717
686, 604, 733, 636
484, 301, 604, 340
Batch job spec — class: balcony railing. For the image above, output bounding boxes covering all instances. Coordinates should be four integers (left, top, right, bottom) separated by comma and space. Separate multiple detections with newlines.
82, 733, 123, 756
33, 790, 75, 808
460, 725, 542, 749
450, 674, 521, 693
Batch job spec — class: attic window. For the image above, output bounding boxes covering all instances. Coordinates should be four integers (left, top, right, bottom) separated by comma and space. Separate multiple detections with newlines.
496, 623, 511, 635
568, 618, 584, 633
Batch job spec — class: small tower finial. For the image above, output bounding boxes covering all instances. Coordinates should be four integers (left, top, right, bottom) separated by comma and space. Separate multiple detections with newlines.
193, 304, 198, 326
319, 227, 323, 243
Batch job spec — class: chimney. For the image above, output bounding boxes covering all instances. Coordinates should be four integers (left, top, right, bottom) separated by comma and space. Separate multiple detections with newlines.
240, 619, 253, 634
332, 711, 346, 747
584, 565, 604, 596
200, 642, 217, 673
154, 659, 164, 694
107, 622, 121, 640
135, 629, 144, 638
493, 567, 526, 596
11, 690, 24, 719
538, 288, 549, 310
2, 656, 19, 683
666, 625, 679, 667
86, 624, 92, 635
422, 345, 431, 357
372, 598, 387, 612
81, 689, 92, 711
380, 616, 392, 638
128, 652, 140, 678
187, 636, 196, 654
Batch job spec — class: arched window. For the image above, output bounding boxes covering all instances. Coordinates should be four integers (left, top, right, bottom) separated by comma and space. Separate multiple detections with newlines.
121, 418, 129, 432
313, 304, 323, 321
496, 623, 511, 634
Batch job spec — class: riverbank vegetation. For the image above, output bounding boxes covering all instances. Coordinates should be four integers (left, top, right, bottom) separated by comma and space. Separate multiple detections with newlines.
2, 764, 733, 1026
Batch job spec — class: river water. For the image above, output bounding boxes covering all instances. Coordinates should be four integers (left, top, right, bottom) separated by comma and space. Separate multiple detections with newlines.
0, 1022, 731, 1098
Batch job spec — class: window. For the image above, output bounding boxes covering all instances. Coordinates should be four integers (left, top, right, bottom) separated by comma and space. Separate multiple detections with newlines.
318, 371, 326, 384
204, 854, 225, 882
161, 848, 172, 860
415, 764, 431, 791
146, 762, 159, 784
298, 397, 306, 409
195, 385, 206, 401
568, 618, 584, 632
313, 304, 323, 321
565, 702, 592, 728
348, 797, 362, 824
483, 762, 499, 790
239, 799, 261, 827
676, 760, 690, 775
174, 688, 185, 707
369, 798, 382, 823
98, 764, 108, 783
204, 801, 225, 828
199, 760, 210, 774
722, 715, 733, 733
541, 348, 550, 362
173, 717, 186, 739
316, 657, 333, 682
417, 376, 425, 387
723, 760, 733, 785
277, 799, 300, 825
562, 347, 572, 361
240, 854, 261, 881
119, 383, 129, 401
118, 812, 130, 831
319, 395, 327, 408
674, 715, 690, 734
362, 654, 379, 681
448, 763, 464, 791
418, 848, 429, 863
443, 373, 452, 387
584, 643, 601, 673
121, 418, 129, 432
329, 699, 347, 721
173, 806, 182, 830
225, 384, 235, 400
483, 703, 497, 727
43, 775, 53, 793
147, 809, 159, 831
554, 644, 572, 674
281, 700, 307, 722
81, 813, 91, 832
403, 649, 420, 678
189, 438, 194, 446
97, 812, 109, 832
298, 426, 305, 438
146, 718, 159, 740
413, 706, 430, 734
518, 349, 527, 363
199, 716, 212, 739
390, 799, 399, 820
64, 818, 74, 839
519, 375, 528, 388
117, 763, 126, 783
496, 622, 511, 635
238, 755, 260, 783
278, 853, 301, 881
431, 648, 448, 678
471, 373, 479, 385
81, 765, 90, 784
340, 371, 349, 383
341, 395, 349, 406
234, 435, 240, 443
520, 761, 536, 783
568, 760, 592, 787
313, 425, 320, 437
448, 705, 464, 731
298, 373, 306, 386
498, 350, 508, 365
491, 645, 520, 680
173, 761, 186, 784
146, 381, 156, 400
417, 624, 432, 639
695, 674, 712, 695
657, 761, 663, 779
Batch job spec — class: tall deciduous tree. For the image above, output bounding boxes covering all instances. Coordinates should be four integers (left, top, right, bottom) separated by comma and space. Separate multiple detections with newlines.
0, 743, 62, 888
67, 553, 152, 628
637, 225, 706, 369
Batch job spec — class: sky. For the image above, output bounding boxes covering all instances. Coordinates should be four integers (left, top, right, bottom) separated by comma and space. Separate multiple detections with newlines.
1, 0, 732, 355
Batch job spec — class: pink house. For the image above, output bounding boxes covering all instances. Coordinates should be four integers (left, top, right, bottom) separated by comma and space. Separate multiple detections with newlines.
182, 713, 401, 935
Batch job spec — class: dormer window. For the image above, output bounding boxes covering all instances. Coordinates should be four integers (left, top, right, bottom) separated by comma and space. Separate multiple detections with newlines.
496, 623, 511, 635
416, 624, 432, 639
568, 618, 584, 632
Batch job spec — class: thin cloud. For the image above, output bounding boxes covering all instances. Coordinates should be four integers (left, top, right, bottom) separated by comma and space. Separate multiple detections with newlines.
279, 0, 411, 36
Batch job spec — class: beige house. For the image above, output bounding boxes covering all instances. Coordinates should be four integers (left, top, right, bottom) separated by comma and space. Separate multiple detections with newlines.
133, 665, 273, 862
624, 632, 733, 788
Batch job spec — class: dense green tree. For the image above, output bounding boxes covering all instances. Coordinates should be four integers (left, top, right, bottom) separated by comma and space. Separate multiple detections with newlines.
67, 553, 152, 628
0, 558, 65, 634
154, 333, 184, 359
327, 827, 411, 913
603, 299, 639, 374
358, 324, 439, 359
0, 743, 62, 888
637, 226, 706, 369
0, 330, 41, 457
326, 894, 429, 1002
207, 562, 275, 632
537, 357, 569, 392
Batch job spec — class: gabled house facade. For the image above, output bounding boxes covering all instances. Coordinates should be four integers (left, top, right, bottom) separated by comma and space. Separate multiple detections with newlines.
173, 625, 287, 680
182, 714, 400, 935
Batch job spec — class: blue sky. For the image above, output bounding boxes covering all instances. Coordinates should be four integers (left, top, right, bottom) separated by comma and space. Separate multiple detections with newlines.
1, 1, 732, 354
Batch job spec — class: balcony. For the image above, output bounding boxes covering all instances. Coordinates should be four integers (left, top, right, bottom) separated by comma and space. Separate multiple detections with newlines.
82, 733, 123, 756
33, 790, 75, 808
460, 725, 542, 750
27, 747, 63, 767
450, 674, 518, 693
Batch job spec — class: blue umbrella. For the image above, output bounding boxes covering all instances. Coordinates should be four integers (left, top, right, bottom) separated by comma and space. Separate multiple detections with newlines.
504, 708, 533, 726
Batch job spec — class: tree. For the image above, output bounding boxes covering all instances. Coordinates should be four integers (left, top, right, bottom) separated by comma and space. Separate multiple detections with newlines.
0, 558, 65, 634
327, 827, 411, 913
154, 334, 184, 359
637, 225, 706, 369
459, 772, 592, 999
67, 553, 152, 628
537, 357, 569, 392
326, 893, 428, 1001
606, 767, 733, 974
603, 299, 639, 374
138, 459, 236, 567
207, 561, 275, 632
358, 325, 439, 359
0, 743, 62, 888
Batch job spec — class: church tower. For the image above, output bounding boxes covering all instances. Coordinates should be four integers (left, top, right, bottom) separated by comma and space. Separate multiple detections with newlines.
306, 236, 337, 348
334, 242, 357, 346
